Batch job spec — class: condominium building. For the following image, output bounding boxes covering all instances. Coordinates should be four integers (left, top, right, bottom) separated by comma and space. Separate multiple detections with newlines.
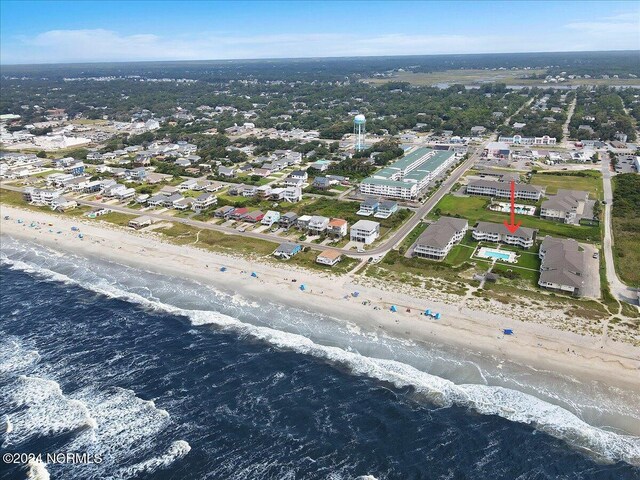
413, 217, 468, 260
540, 189, 589, 224
359, 148, 456, 200
466, 179, 543, 201
472, 221, 536, 249
538, 236, 584, 295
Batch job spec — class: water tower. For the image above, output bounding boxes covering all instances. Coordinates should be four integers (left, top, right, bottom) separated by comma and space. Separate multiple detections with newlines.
354, 114, 366, 151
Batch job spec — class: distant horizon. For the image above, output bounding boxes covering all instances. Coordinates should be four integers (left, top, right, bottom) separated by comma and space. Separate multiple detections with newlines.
1, 48, 639, 68
1, 0, 638, 65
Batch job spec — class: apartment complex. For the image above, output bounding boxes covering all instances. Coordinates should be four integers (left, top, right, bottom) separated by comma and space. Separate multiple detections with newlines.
359, 148, 456, 200
466, 179, 543, 201
472, 221, 536, 249
413, 217, 468, 260
538, 236, 584, 296
540, 189, 589, 224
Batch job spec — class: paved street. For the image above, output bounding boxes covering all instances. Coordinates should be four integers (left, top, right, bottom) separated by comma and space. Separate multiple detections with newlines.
599, 158, 638, 305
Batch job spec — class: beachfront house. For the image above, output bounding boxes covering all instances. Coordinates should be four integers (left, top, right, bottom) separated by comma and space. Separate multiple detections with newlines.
472, 221, 536, 249
273, 242, 302, 260
50, 196, 77, 212
350, 220, 380, 244
316, 249, 342, 266
128, 216, 153, 229
413, 217, 468, 260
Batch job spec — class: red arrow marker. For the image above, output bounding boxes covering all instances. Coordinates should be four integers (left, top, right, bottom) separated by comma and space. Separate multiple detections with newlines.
503, 180, 522, 234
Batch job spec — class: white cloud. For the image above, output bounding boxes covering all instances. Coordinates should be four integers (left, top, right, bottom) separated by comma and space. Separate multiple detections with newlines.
2, 24, 639, 64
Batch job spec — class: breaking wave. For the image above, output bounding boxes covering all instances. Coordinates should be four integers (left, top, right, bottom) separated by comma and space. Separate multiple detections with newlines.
2, 254, 639, 467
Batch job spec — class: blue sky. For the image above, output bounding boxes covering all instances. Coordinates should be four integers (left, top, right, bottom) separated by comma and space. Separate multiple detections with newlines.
1, 1, 638, 64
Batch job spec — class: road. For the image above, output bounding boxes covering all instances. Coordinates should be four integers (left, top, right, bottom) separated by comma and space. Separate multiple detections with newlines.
561, 96, 577, 149
599, 158, 638, 305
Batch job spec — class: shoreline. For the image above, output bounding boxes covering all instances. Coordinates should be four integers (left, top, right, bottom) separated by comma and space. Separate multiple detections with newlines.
1, 204, 639, 396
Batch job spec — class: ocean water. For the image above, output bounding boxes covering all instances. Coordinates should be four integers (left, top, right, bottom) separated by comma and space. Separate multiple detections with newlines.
1, 236, 639, 480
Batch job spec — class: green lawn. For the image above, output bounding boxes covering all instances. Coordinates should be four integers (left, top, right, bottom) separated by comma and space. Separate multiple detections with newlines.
98, 211, 135, 226
530, 170, 603, 199
431, 194, 600, 242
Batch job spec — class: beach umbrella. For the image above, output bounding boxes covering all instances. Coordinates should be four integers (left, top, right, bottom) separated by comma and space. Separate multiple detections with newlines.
220, 267, 227, 272
390, 305, 397, 312
352, 291, 360, 297
78, 234, 84, 239
251, 272, 258, 277
435, 313, 441, 320
503, 329, 513, 335
425, 309, 431, 316
300, 284, 306, 291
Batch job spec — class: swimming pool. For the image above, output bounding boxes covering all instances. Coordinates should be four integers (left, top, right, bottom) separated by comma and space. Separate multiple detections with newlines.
477, 247, 517, 263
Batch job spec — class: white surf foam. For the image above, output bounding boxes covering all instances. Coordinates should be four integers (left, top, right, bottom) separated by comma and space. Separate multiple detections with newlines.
3, 252, 640, 466
1, 375, 96, 448
26, 458, 50, 480
121, 440, 191, 477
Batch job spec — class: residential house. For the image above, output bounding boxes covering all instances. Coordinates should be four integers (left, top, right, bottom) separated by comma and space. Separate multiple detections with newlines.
312, 177, 332, 189
242, 210, 265, 223
279, 212, 299, 229
262, 211, 281, 226
218, 166, 237, 177
215, 205, 235, 218
289, 170, 308, 182
177, 178, 198, 191
50, 196, 77, 212
129, 216, 154, 229
230, 207, 250, 220
24, 187, 62, 206
374, 201, 398, 219
193, 192, 217, 211
316, 249, 342, 266
174, 197, 195, 211
350, 220, 380, 244
472, 221, 536, 249
147, 194, 168, 207
413, 217, 468, 260
273, 242, 302, 259
297, 215, 312, 230
538, 236, 585, 296
308, 216, 330, 235
165, 193, 185, 208
308, 160, 331, 172
327, 218, 348, 238
357, 198, 379, 216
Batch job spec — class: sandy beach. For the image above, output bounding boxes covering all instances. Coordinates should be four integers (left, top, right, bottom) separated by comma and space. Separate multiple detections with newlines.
1, 203, 639, 396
